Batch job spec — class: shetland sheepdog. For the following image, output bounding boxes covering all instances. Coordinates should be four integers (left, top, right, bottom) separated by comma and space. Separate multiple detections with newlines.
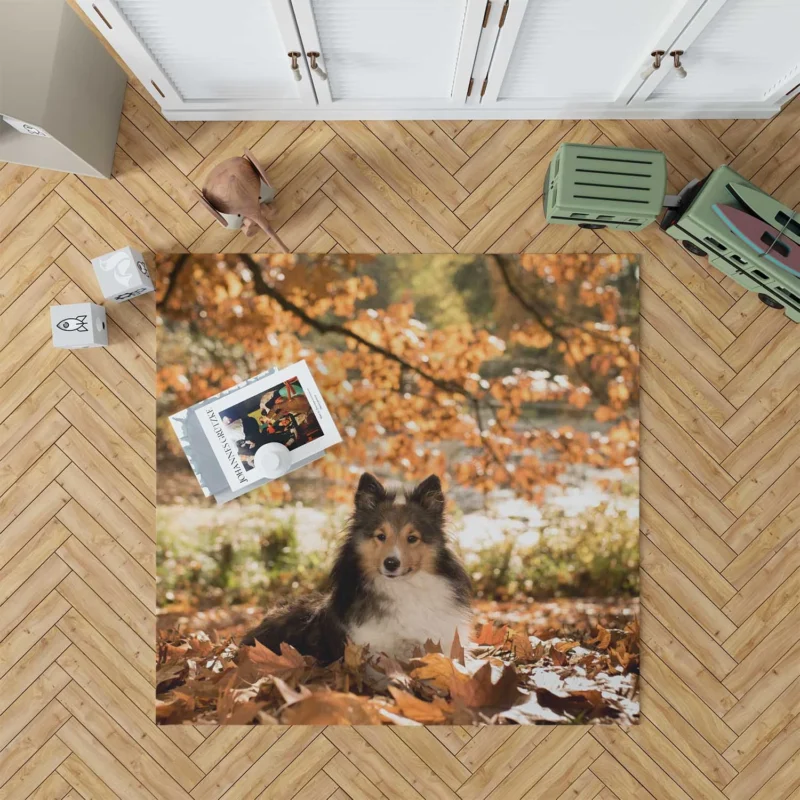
240, 472, 472, 663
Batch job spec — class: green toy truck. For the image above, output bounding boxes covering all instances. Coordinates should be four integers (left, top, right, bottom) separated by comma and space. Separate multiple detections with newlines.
544, 143, 800, 322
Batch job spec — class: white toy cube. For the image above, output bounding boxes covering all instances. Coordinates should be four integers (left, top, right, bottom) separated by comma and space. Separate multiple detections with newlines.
51, 303, 107, 349
91, 246, 154, 302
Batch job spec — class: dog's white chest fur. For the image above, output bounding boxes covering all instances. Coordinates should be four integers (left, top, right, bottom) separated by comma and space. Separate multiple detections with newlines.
347, 572, 471, 660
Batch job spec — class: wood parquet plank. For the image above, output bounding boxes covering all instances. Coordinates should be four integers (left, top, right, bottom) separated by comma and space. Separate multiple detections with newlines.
455, 120, 592, 238
0, 62, 799, 797
0, 697, 71, 793
55, 601, 154, 705
640, 678, 737, 789
400, 121, 470, 175
0, 164, 36, 206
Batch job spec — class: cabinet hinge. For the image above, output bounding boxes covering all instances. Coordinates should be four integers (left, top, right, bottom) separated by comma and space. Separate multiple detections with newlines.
467, 77, 474, 97
482, 0, 491, 27
481, 76, 489, 97
499, 0, 509, 27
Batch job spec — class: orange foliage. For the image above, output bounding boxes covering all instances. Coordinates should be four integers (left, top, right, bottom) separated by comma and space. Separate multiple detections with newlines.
157, 253, 639, 504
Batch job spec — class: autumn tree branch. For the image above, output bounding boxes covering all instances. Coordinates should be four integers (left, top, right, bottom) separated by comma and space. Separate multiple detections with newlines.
488, 255, 606, 398
489, 255, 622, 345
161, 253, 190, 308
237, 255, 608, 487
239, 254, 474, 400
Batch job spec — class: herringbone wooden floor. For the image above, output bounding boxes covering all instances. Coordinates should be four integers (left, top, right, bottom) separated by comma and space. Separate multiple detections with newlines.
2, 74, 800, 798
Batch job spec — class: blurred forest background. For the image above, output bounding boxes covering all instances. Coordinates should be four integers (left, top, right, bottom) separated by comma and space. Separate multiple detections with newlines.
156, 253, 640, 644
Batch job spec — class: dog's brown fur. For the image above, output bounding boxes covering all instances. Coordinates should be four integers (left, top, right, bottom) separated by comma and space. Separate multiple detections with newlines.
240, 473, 471, 663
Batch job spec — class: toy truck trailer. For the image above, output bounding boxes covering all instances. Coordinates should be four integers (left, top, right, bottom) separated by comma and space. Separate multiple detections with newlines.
544, 143, 800, 322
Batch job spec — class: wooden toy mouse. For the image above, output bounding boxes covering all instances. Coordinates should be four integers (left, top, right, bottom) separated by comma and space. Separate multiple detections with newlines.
197, 149, 288, 252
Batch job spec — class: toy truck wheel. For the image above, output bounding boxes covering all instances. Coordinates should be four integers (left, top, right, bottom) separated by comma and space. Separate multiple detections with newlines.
578, 223, 607, 229
758, 293, 784, 310
682, 240, 707, 257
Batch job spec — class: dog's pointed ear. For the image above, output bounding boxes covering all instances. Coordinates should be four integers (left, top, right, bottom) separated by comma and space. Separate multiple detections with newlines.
408, 474, 445, 514
355, 472, 386, 510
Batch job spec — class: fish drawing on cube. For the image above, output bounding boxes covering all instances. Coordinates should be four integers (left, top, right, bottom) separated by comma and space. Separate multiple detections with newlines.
92, 246, 155, 302
51, 303, 107, 349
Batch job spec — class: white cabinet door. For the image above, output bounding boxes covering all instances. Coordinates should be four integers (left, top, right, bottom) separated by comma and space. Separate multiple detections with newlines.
289, 0, 486, 109
75, 0, 316, 113
479, 0, 704, 111
632, 0, 800, 110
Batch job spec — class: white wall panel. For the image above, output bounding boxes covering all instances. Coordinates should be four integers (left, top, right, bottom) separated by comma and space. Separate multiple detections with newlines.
307, 0, 470, 100
650, 0, 800, 101
115, 0, 298, 100
498, 0, 688, 102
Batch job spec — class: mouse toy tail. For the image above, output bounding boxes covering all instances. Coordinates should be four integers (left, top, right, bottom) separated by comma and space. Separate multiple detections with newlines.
253, 210, 289, 252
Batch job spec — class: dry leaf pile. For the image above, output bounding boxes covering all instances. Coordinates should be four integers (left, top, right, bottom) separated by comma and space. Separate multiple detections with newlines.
157, 602, 639, 726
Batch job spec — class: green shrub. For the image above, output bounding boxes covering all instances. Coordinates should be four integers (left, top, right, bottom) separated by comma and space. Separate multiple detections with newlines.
468, 504, 639, 600
157, 511, 332, 609
157, 503, 638, 610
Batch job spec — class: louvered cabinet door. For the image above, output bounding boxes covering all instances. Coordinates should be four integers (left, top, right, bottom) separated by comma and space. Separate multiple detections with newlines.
632, 0, 800, 110
289, 0, 486, 108
478, 0, 703, 110
75, 0, 316, 113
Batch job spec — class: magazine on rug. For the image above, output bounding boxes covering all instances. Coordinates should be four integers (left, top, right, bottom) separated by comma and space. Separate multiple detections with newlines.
169, 360, 341, 502
197, 360, 341, 489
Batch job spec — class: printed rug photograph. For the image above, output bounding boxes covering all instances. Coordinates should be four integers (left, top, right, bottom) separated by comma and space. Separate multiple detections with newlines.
155, 252, 640, 726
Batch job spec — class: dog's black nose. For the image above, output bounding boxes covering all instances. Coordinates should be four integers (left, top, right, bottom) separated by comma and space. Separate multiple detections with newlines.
383, 556, 400, 572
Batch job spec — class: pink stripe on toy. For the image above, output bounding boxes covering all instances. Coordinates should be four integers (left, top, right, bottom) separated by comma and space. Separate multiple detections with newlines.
713, 204, 800, 275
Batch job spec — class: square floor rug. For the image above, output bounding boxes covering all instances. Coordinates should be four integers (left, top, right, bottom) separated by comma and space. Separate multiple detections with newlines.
155, 253, 640, 726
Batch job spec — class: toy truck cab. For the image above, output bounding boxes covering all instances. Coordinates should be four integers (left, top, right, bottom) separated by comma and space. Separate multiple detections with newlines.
659, 165, 800, 322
